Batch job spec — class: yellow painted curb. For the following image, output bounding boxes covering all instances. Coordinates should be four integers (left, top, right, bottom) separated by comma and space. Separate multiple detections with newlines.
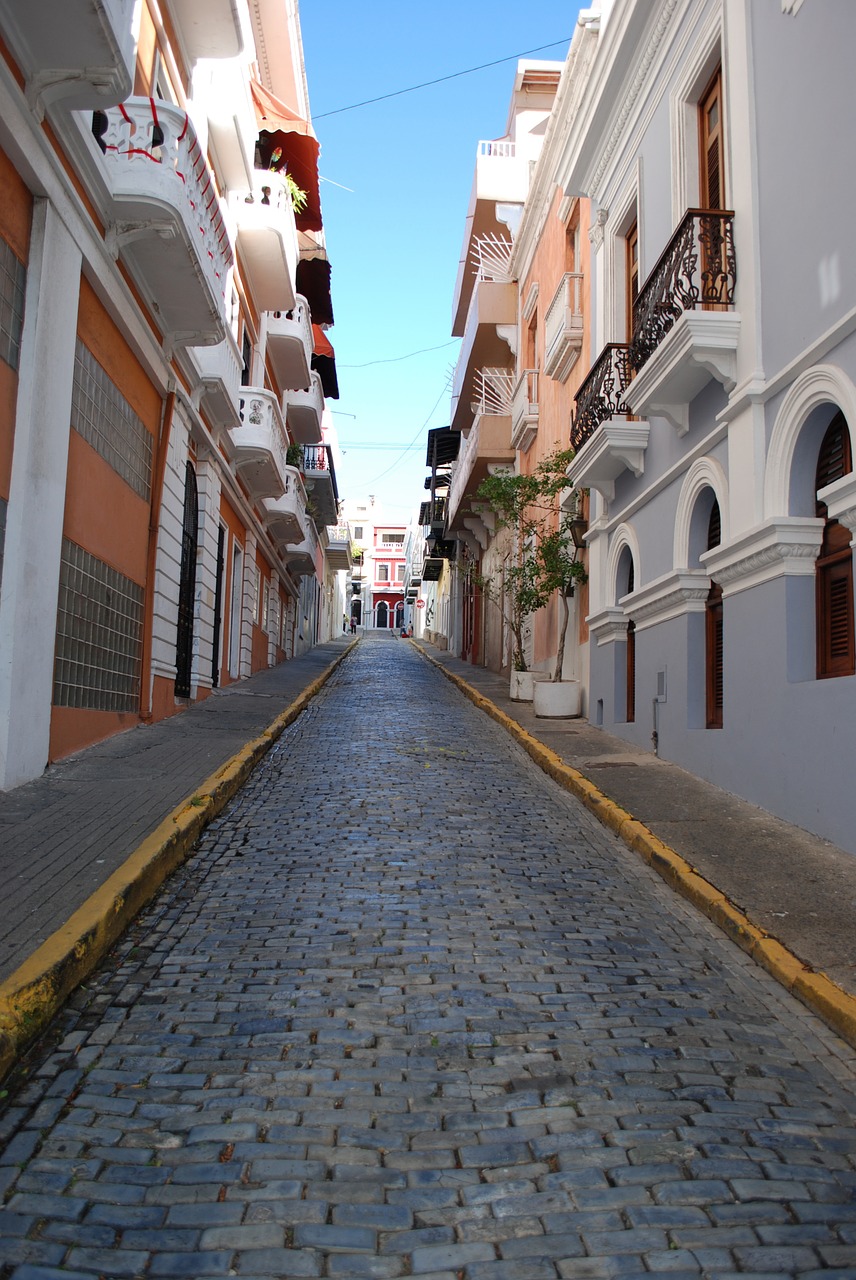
418, 648, 856, 1051
0, 642, 356, 1083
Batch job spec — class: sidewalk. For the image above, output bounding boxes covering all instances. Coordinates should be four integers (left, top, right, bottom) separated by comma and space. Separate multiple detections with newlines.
413, 643, 856, 1047
0, 632, 854, 1081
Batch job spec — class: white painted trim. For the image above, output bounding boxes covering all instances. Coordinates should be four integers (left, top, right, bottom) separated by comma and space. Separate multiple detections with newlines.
669, 5, 723, 223
606, 521, 642, 604
700, 516, 824, 598
673, 455, 729, 569
764, 363, 856, 518
622, 569, 710, 632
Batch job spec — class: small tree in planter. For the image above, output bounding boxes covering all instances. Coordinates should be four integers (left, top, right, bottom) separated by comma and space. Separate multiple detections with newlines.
475, 446, 586, 680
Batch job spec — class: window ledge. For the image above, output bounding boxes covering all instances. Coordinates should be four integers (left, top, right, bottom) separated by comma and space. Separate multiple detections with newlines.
701, 517, 824, 598
568, 417, 650, 502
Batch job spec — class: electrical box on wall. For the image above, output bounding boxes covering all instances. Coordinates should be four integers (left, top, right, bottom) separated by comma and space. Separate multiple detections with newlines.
656, 669, 667, 703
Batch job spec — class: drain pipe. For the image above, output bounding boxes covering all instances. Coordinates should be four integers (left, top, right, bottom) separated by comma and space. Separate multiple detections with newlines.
652, 697, 660, 757
140, 388, 176, 721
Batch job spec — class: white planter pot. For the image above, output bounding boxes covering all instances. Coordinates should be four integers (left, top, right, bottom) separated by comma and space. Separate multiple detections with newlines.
509, 670, 549, 701
533, 679, 581, 719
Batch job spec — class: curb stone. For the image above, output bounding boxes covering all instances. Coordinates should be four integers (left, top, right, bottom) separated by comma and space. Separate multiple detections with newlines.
417, 644, 856, 1051
0, 641, 357, 1083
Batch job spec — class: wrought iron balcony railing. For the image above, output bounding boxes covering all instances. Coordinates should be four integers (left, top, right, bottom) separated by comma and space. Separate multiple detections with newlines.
571, 344, 632, 452
629, 208, 736, 371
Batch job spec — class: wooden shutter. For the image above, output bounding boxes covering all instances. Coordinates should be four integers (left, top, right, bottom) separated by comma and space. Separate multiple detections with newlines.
706, 583, 723, 727
815, 412, 855, 678
700, 69, 724, 210
626, 620, 636, 723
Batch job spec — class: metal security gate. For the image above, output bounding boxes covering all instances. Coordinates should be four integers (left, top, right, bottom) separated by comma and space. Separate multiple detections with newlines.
175, 462, 198, 698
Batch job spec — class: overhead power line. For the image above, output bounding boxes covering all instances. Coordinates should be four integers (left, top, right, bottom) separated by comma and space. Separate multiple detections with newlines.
314, 38, 571, 120
339, 339, 459, 369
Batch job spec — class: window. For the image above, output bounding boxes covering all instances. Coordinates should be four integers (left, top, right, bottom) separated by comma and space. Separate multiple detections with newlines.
700, 67, 724, 209
175, 463, 198, 698
377, 563, 389, 582
397, 564, 406, 582
354, 525, 363, 540
626, 620, 636, 724
241, 328, 252, 387
625, 557, 635, 723
71, 341, 153, 500
53, 540, 144, 712
816, 413, 854, 679
253, 564, 262, 625
705, 500, 723, 727
626, 221, 639, 341
0, 237, 26, 371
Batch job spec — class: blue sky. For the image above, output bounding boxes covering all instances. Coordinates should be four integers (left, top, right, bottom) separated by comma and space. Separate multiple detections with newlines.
299, 3, 582, 522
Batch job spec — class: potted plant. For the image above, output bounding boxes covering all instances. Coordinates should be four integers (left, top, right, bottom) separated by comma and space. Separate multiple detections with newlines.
475, 447, 587, 708
285, 442, 304, 469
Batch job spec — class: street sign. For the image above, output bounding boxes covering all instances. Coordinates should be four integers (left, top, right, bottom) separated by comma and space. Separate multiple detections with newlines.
416, 599, 425, 609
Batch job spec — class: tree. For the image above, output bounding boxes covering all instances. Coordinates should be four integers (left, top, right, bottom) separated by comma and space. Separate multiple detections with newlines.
474, 447, 587, 678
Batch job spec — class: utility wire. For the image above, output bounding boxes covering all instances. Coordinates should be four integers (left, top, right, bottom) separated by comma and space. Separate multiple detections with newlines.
314, 37, 571, 120
339, 339, 459, 369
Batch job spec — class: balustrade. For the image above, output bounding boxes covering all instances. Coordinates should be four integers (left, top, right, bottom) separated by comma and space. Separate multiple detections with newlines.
571, 344, 632, 451
630, 209, 736, 372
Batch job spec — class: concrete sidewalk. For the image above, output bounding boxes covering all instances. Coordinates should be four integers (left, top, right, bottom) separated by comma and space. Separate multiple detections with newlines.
0, 630, 854, 1081
415, 641, 856, 1043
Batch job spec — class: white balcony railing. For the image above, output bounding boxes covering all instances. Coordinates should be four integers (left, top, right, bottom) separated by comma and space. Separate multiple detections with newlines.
284, 370, 324, 445
97, 97, 231, 345
263, 467, 307, 545
266, 296, 313, 392
229, 388, 290, 500
511, 369, 540, 452
543, 272, 584, 382
478, 139, 516, 158
229, 170, 298, 313
188, 328, 242, 430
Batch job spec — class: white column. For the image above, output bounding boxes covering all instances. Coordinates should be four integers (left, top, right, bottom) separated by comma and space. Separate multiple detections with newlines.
0, 201, 82, 789
192, 452, 222, 691
241, 531, 256, 677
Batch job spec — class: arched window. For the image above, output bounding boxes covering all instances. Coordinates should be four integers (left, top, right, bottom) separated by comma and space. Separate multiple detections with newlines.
175, 462, 198, 698
625, 559, 635, 724
705, 500, 723, 727
815, 412, 854, 679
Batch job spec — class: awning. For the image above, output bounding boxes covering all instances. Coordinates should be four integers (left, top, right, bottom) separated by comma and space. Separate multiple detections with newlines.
297, 256, 334, 326
311, 322, 339, 400
250, 78, 322, 233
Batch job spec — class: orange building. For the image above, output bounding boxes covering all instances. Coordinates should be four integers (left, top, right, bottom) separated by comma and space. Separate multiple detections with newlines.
0, 0, 347, 789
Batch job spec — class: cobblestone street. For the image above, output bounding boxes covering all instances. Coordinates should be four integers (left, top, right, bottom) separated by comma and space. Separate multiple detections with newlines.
1, 637, 854, 1279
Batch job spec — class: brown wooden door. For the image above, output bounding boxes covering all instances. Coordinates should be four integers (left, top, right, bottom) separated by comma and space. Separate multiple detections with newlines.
700, 68, 724, 210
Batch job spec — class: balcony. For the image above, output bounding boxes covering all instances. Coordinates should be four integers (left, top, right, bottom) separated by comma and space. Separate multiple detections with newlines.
569, 345, 649, 502
95, 98, 231, 346
284, 536, 317, 578
196, 59, 256, 191
0, 0, 135, 112
419, 496, 447, 534
324, 525, 352, 571
284, 371, 324, 445
511, 369, 539, 452
263, 468, 307, 545
266, 296, 312, 392
188, 329, 242, 431
301, 444, 339, 527
229, 389, 290, 500
230, 170, 298, 313
625, 209, 739, 435
543, 272, 584, 382
451, 244, 516, 434
171, 0, 244, 62
452, 141, 529, 333
448, 370, 515, 527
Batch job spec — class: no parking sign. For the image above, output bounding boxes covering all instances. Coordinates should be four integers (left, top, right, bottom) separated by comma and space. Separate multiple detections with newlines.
416, 599, 425, 609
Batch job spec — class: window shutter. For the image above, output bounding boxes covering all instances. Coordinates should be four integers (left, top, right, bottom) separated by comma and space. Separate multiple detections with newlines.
706, 583, 723, 728
626, 620, 636, 724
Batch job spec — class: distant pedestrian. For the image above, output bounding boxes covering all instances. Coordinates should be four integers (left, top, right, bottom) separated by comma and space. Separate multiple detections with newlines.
350, 617, 357, 635
342, 614, 348, 633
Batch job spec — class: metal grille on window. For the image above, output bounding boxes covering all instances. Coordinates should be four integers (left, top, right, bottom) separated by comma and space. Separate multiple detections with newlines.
53, 540, 144, 712
0, 238, 26, 372
71, 340, 153, 500
175, 462, 198, 698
